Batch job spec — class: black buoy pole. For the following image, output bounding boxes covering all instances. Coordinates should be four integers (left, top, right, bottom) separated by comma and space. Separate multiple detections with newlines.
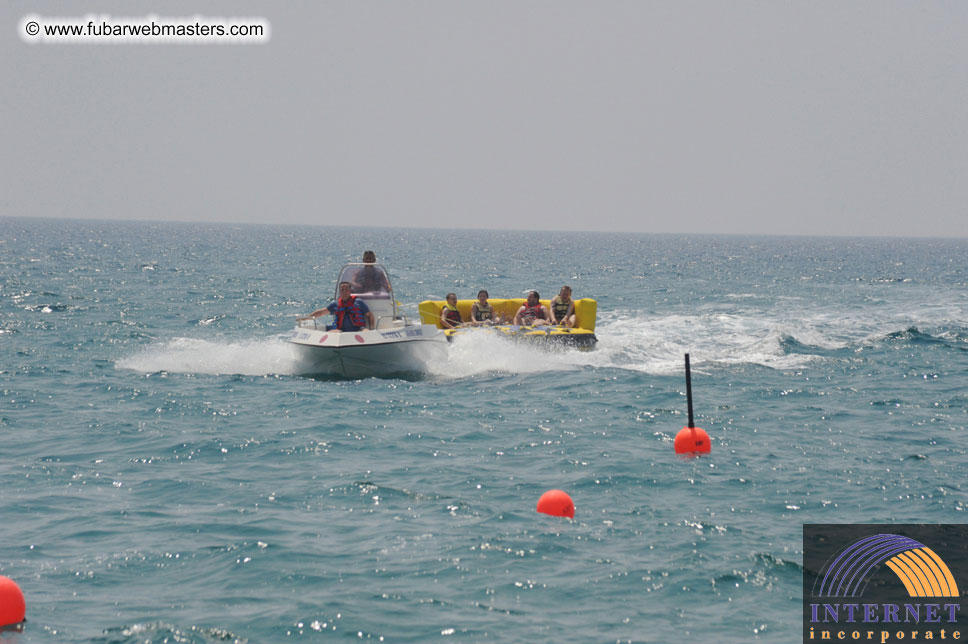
685, 353, 694, 429
675, 352, 710, 455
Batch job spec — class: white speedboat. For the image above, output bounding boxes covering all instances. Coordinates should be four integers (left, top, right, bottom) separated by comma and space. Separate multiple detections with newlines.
289, 263, 447, 378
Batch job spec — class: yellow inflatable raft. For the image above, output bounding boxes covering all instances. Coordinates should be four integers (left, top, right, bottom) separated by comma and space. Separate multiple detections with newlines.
417, 297, 598, 350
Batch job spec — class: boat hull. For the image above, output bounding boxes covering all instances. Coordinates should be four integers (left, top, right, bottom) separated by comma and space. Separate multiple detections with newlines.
288, 325, 448, 379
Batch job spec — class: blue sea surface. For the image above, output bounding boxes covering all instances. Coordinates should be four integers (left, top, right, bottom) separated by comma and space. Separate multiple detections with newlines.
1, 218, 966, 643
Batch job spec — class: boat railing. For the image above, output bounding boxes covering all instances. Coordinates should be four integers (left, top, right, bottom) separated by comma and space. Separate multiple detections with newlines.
296, 316, 323, 329
295, 313, 412, 331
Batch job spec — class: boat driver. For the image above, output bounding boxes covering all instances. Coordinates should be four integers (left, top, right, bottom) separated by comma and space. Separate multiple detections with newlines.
513, 291, 552, 327
350, 250, 391, 294
305, 281, 374, 331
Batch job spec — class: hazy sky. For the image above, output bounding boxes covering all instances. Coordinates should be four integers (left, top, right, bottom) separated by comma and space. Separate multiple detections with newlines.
4, 2, 967, 237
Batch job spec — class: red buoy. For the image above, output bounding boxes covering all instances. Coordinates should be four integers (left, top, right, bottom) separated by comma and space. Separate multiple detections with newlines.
0, 575, 25, 627
674, 353, 712, 457
674, 425, 711, 456
536, 489, 575, 518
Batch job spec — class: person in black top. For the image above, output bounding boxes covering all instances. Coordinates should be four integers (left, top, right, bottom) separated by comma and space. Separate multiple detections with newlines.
470, 290, 500, 325
549, 285, 577, 328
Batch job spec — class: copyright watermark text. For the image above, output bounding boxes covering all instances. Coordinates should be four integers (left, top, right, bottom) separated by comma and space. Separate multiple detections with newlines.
20, 14, 270, 44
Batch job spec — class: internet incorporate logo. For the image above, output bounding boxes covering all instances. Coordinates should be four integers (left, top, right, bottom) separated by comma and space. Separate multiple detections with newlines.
804, 525, 966, 644
816, 534, 959, 599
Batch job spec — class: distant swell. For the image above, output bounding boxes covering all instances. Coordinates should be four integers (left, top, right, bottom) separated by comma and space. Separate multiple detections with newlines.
883, 326, 968, 348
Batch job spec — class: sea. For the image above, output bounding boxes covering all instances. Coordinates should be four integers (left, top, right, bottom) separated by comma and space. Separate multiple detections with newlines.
1, 217, 966, 643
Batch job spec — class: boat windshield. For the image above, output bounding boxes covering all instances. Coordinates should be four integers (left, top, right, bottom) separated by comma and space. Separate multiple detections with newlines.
336, 263, 392, 299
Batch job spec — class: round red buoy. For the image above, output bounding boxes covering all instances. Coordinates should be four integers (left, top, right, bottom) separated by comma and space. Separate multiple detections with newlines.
674, 426, 711, 456
0, 575, 25, 627
536, 489, 575, 518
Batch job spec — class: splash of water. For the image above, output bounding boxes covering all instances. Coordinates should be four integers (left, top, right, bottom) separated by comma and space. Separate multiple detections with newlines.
116, 336, 302, 376
115, 302, 967, 379
424, 330, 578, 379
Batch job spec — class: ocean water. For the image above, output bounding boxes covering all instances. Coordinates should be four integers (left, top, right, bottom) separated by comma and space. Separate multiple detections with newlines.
1, 217, 966, 643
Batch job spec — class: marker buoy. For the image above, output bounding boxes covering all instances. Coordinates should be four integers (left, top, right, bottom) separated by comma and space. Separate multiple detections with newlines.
674, 425, 711, 455
536, 489, 575, 518
0, 575, 25, 627
674, 354, 711, 456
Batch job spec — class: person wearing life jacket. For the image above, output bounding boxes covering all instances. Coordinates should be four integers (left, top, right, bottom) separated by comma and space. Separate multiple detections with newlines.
470, 290, 500, 326
305, 281, 374, 331
440, 293, 463, 329
549, 285, 577, 328
513, 290, 552, 326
